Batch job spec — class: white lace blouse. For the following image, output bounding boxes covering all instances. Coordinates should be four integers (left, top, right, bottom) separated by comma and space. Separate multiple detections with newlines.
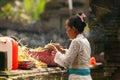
54, 34, 91, 69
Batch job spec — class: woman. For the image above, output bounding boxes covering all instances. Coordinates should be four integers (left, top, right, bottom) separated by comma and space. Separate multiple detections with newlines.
48, 13, 92, 80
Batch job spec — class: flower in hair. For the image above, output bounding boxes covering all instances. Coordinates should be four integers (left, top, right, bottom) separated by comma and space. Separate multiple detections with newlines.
77, 13, 86, 22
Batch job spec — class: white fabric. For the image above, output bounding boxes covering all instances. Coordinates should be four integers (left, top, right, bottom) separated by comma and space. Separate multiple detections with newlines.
69, 74, 92, 80
54, 34, 92, 80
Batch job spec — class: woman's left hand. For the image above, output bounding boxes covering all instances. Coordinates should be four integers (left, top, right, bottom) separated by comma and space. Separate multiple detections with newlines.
44, 43, 57, 53
52, 43, 66, 54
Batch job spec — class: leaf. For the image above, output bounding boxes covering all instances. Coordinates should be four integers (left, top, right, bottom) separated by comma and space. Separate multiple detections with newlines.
34, 0, 47, 20
1, 3, 12, 12
24, 0, 47, 20
23, 0, 34, 13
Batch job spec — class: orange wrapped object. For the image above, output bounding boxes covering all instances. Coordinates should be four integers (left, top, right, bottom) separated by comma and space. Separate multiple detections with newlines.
90, 57, 96, 65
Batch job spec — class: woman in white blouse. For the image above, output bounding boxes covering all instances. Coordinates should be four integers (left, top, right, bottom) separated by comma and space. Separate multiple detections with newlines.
51, 13, 92, 80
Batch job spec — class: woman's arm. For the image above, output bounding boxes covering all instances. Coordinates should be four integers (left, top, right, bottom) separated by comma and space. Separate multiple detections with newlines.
54, 40, 80, 67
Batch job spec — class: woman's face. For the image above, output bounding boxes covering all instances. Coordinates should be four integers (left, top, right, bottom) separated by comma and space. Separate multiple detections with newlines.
65, 20, 78, 39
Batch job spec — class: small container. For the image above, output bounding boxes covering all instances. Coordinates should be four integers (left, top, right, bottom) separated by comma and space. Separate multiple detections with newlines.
18, 60, 35, 69
0, 37, 18, 70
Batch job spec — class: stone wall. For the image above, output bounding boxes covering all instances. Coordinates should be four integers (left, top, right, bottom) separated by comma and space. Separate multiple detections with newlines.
90, 0, 120, 80
90, 0, 120, 61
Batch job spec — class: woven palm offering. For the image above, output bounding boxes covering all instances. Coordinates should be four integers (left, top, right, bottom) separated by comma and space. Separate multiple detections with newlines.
18, 46, 47, 69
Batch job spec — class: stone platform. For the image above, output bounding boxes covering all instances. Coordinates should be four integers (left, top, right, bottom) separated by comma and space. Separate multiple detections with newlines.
0, 67, 67, 80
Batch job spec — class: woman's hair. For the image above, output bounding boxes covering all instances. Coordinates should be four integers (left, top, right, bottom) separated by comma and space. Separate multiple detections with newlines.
67, 13, 86, 33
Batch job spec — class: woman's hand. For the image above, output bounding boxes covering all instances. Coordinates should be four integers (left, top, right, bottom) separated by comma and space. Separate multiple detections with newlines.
44, 43, 57, 53
52, 43, 66, 54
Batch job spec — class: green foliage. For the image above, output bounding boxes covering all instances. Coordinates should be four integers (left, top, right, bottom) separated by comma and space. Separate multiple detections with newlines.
1, 3, 12, 18
24, 0, 47, 20
0, 0, 11, 8
1, 0, 50, 23
24, 0, 34, 13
